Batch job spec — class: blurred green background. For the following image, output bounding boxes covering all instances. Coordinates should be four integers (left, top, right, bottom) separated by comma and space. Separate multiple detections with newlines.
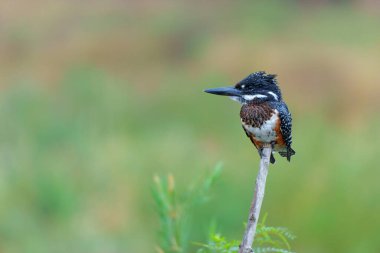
1, 0, 380, 252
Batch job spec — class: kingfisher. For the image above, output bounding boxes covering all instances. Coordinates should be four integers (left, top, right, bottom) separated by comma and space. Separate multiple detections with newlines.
204, 71, 295, 164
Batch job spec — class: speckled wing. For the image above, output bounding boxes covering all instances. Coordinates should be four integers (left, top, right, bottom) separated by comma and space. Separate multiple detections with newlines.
272, 101, 295, 161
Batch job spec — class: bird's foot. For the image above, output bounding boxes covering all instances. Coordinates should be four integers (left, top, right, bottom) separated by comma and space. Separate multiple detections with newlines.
270, 153, 276, 164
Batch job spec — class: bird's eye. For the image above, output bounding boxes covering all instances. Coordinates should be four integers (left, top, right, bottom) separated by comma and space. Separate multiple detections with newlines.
240, 84, 245, 89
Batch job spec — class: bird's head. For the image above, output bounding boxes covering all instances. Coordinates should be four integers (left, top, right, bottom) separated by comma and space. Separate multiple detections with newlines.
204, 71, 282, 104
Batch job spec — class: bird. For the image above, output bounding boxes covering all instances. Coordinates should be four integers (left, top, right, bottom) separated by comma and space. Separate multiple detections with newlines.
204, 71, 295, 164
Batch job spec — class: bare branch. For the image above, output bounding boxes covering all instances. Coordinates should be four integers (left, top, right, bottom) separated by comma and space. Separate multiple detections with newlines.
239, 146, 272, 253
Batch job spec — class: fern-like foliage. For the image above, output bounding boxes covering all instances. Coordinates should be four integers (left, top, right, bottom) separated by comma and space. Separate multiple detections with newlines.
152, 165, 296, 253
253, 214, 296, 252
195, 233, 240, 253
196, 214, 295, 253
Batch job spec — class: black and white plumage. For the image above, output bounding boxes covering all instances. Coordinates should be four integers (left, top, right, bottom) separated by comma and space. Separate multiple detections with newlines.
274, 101, 294, 160
205, 71, 295, 163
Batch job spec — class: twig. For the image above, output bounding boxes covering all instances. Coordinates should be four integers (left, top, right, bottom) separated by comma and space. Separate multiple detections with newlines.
239, 145, 272, 253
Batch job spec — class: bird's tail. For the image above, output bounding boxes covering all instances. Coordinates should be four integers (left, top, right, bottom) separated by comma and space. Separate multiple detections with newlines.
279, 147, 296, 162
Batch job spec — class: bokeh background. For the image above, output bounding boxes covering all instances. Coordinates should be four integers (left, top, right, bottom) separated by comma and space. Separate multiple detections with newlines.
1, 0, 380, 252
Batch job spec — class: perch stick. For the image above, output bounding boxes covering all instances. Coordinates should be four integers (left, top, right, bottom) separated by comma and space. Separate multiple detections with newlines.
239, 145, 272, 253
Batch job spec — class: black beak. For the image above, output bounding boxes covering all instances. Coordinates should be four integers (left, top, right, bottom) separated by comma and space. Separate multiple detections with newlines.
204, 86, 242, 97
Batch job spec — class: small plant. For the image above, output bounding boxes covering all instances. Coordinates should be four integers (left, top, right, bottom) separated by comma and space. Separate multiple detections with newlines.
152, 164, 222, 253
152, 165, 295, 253
254, 214, 296, 253
152, 173, 183, 253
197, 214, 295, 253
